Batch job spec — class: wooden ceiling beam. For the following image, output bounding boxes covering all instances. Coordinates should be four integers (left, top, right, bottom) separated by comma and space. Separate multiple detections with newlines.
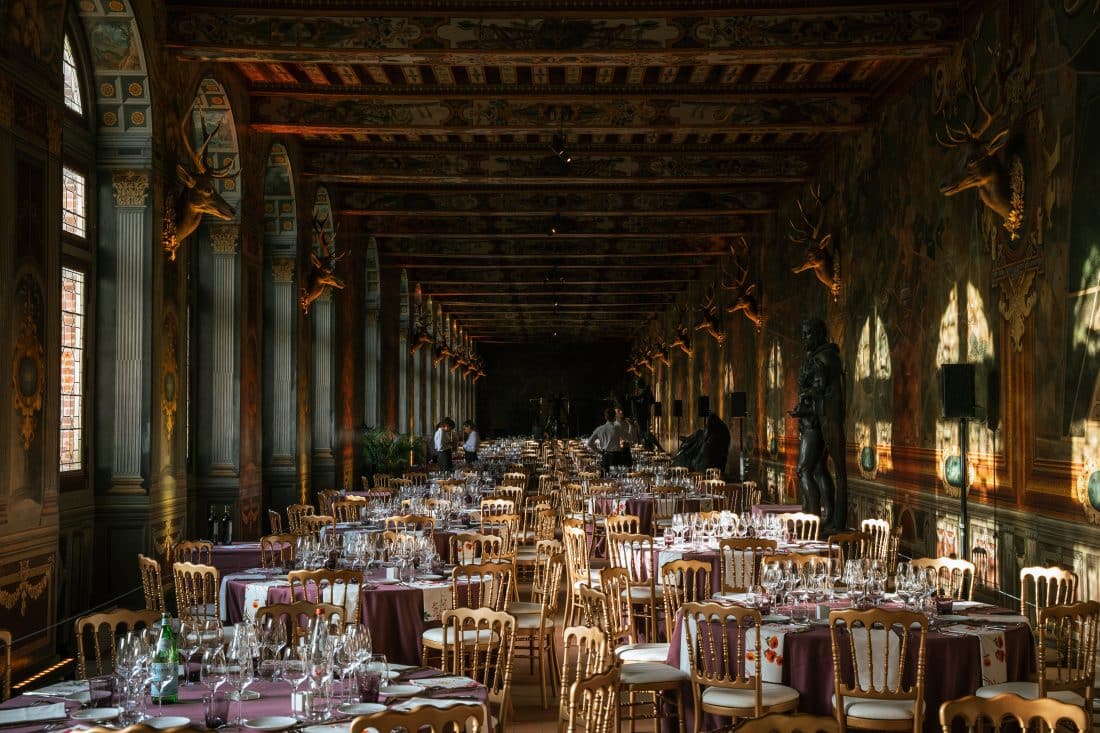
386, 251, 729, 260
424, 290, 679, 298
346, 208, 773, 217
387, 262, 713, 270
372, 231, 749, 240
250, 83, 869, 101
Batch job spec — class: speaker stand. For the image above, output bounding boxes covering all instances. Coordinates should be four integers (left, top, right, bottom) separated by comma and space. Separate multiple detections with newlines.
958, 417, 970, 562
735, 416, 745, 483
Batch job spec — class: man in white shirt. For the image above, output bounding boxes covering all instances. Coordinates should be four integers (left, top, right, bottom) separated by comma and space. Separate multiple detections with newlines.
462, 420, 480, 463
586, 408, 626, 473
614, 405, 637, 468
433, 417, 455, 471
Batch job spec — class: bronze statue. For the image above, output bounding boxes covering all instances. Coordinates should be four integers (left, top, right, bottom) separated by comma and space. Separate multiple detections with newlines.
790, 317, 848, 534
164, 111, 236, 262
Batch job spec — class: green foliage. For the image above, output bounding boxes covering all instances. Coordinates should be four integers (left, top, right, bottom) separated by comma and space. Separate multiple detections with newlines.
361, 428, 425, 474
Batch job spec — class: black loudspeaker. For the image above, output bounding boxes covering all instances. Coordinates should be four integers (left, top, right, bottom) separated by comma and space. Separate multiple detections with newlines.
653, 401, 662, 417
698, 396, 710, 418
985, 367, 1000, 432
729, 391, 747, 418
940, 363, 976, 419
672, 400, 683, 418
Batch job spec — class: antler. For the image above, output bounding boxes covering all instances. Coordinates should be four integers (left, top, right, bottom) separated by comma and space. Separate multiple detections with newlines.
721, 238, 749, 291
789, 185, 825, 245
181, 109, 235, 178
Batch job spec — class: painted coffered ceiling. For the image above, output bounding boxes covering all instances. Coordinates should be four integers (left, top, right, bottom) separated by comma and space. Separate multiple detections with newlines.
165, 0, 960, 342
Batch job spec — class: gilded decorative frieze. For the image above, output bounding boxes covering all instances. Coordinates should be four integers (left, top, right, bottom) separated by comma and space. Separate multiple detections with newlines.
12, 277, 45, 452
112, 171, 150, 208
271, 257, 295, 283
0, 555, 55, 616
210, 224, 239, 254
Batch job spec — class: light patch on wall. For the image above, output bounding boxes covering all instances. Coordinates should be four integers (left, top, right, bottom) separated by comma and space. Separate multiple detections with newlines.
935, 514, 959, 558
764, 340, 784, 459
854, 309, 893, 479
1071, 424, 1100, 524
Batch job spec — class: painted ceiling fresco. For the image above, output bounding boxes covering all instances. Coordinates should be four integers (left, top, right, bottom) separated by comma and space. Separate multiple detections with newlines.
164, 0, 961, 342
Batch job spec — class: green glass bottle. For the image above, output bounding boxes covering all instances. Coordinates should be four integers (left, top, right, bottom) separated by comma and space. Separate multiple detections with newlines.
151, 612, 179, 703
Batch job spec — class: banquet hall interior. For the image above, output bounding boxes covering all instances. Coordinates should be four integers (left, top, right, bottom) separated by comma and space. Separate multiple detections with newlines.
2, 0, 1100, 731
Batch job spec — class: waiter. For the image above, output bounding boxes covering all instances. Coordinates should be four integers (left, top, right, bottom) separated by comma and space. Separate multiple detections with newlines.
586, 408, 627, 473
462, 420, 480, 463
433, 417, 455, 471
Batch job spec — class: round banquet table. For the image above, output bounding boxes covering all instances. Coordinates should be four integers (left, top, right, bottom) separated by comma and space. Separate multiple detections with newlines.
664, 609, 1032, 733
210, 542, 264, 575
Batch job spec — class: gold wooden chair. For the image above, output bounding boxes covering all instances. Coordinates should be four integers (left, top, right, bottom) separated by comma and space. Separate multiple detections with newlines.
439, 607, 517, 732
332, 500, 366, 523
719, 538, 777, 593
910, 557, 975, 600
661, 559, 712, 641
385, 513, 436, 535
829, 608, 927, 733
605, 514, 641, 535
777, 512, 820, 541
607, 532, 660, 644
299, 514, 336, 540
259, 534, 295, 569
255, 601, 345, 645
563, 518, 598, 622
388, 478, 413, 492
859, 518, 892, 564
704, 468, 722, 480
939, 693, 1089, 733
266, 508, 284, 534
286, 504, 316, 535
565, 666, 620, 733
736, 713, 840, 733
287, 568, 361, 621
480, 514, 521, 565
511, 552, 566, 709
422, 562, 515, 665
137, 554, 166, 613
174, 540, 213, 565
317, 489, 340, 516
682, 601, 799, 731
494, 485, 524, 512
75, 609, 160, 678
405, 471, 429, 486
348, 702, 486, 733
173, 561, 220, 624
449, 532, 505, 565
480, 497, 516, 521
502, 471, 527, 487
1019, 565, 1078, 628
976, 600, 1099, 714
828, 531, 871, 569
510, 539, 562, 616
560, 625, 612, 722
0, 629, 10, 701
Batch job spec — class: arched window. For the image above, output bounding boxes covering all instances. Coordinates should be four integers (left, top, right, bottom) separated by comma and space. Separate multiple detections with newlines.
62, 35, 84, 116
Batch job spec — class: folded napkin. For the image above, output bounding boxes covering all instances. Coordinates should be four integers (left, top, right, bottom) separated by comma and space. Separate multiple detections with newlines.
23, 680, 89, 700
942, 624, 1007, 685
952, 601, 990, 610
966, 613, 1030, 626
0, 703, 68, 725
415, 676, 479, 690
393, 697, 480, 711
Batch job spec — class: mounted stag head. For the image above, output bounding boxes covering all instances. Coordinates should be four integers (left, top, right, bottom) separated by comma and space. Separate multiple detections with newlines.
695, 286, 725, 344
432, 339, 454, 367
165, 110, 237, 261
449, 347, 469, 373
652, 339, 672, 367
409, 301, 435, 354
299, 215, 348, 314
938, 82, 1013, 226
789, 185, 839, 299
669, 304, 693, 357
721, 237, 766, 332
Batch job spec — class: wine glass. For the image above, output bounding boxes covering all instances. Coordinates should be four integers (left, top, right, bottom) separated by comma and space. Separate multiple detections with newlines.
200, 645, 227, 692
760, 565, 781, 609
225, 624, 257, 727
177, 622, 201, 687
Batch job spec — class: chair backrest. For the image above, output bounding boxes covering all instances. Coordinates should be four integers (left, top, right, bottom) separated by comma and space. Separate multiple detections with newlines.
605, 514, 640, 535
389, 478, 414, 491
661, 559, 712, 641
286, 504, 316, 534
562, 519, 591, 587
256, 601, 345, 645
682, 602, 766, 715
0, 629, 9, 701
564, 666, 619, 733
560, 625, 611, 720
598, 567, 635, 646
298, 514, 336, 539
719, 538, 777, 593
287, 568, 361, 620
259, 534, 296, 569
480, 514, 520, 558
332, 500, 366, 523
828, 607, 927, 730
1020, 565, 1078, 627
439, 607, 516, 713
502, 471, 527, 486
385, 514, 436, 535
859, 518, 892, 563
452, 561, 514, 612
529, 540, 564, 604
536, 553, 567, 625
705, 467, 722, 480
449, 532, 504, 565
1037, 600, 1099, 702
828, 531, 871, 568
405, 471, 429, 486
532, 507, 557, 543
911, 557, 976, 600
735, 713, 840, 733
317, 489, 340, 515
494, 485, 524, 509
480, 497, 515, 519
607, 532, 657, 589
137, 554, 165, 613
173, 540, 213, 565
776, 512, 820, 541
938, 692, 1089, 733
173, 562, 220, 624
348, 702, 486, 733
267, 509, 284, 534
75, 609, 160, 679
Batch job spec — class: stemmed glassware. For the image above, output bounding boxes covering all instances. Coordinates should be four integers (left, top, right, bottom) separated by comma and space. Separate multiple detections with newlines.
760, 564, 781, 610
178, 622, 201, 687
225, 623, 257, 728
200, 645, 228, 692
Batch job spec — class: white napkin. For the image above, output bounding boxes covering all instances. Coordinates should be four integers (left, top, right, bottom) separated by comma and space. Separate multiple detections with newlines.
414, 676, 479, 690
392, 697, 480, 711
943, 624, 1008, 684
952, 601, 988, 610
744, 624, 790, 683
0, 703, 68, 725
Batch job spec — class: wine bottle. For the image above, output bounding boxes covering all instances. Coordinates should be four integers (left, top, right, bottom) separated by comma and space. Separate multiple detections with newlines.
151, 612, 179, 704
221, 505, 233, 544
208, 506, 219, 544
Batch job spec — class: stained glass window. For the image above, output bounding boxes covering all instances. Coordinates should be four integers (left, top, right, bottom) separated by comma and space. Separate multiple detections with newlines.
60, 267, 86, 472
63, 36, 83, 115
62, 167, 86, 238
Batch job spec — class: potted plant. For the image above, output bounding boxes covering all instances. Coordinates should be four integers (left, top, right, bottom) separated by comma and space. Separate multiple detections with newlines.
362, 428, 424, 486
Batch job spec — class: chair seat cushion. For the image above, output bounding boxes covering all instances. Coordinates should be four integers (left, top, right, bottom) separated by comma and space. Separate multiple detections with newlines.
839, 697, 920, 721
507, 601, 542, 615
623, 585, 658, 601
515, 613, 553, 630
703, 682, 799, 711
421, 627, 497, 646
615, 643, 670, 663
619, 662, 689, 686
976, 681, 1083, 706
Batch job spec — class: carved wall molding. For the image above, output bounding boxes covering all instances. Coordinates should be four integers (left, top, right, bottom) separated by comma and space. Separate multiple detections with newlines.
162, 312, 179, 444
112, 171, 150, 208
271, 256, 295, 283
0, 555, 55, 616
210, 224, 239, 254
12, 276, 45, 452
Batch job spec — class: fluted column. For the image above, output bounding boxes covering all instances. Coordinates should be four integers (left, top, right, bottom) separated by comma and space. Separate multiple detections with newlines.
271, 257, 295, 462
364, 310, 380, 426
312, 293, 334, 457
210, 225, 239, 473
109, 171, 149, 491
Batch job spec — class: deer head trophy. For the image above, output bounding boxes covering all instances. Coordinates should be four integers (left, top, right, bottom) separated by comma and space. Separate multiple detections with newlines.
695, 286, 725, 344
299, 215, 348, 314
626, 347, 644, 377
463, 351, 480, 379
449, 346, 469, 373
409, 301, 435, 354
721, 237, 766, 332
789, 185, 840, 300
669, 304, 693, 357
651, 339, 672, 367
470, 354, 487, 382
937, 70, 1017, 237
432, 338, 454, 368
165, 110, 237, 262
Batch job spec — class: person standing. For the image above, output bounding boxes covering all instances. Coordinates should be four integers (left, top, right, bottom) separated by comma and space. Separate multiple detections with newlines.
462, 420, 480, 464
614, 405, 636, 468
586, 408, 626, 473
433, 417, 455, 471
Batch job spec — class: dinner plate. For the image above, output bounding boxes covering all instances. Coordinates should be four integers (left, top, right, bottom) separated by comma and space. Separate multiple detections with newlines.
145, 716, 192, 729
372, 578, 401, 585
70, 707, 120, 722
243, 716, 298, 731
229, 689, 261, 700
303, 725, 345, 733
380, 684, 425, 698
337, 703, 386, 716
416, 573, 443, 580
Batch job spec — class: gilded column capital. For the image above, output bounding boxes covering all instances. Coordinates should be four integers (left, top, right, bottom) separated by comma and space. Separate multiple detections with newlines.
111, 171, 149, 208
210, 224, 239, 255
271, 257, 295, 283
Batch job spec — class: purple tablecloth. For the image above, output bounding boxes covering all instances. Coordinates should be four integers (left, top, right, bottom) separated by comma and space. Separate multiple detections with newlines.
210, 542, 263, 575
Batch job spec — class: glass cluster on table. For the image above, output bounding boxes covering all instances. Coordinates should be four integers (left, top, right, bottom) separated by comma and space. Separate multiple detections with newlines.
664, 511, 779, 547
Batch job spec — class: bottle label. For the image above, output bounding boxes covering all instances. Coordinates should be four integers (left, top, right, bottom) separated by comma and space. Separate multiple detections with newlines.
150, 662, 179, 701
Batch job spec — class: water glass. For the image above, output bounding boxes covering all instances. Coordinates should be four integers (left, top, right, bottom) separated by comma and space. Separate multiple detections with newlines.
355, 667, 382, 704
88, 675, 116, 708
203, 690, 230, 729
